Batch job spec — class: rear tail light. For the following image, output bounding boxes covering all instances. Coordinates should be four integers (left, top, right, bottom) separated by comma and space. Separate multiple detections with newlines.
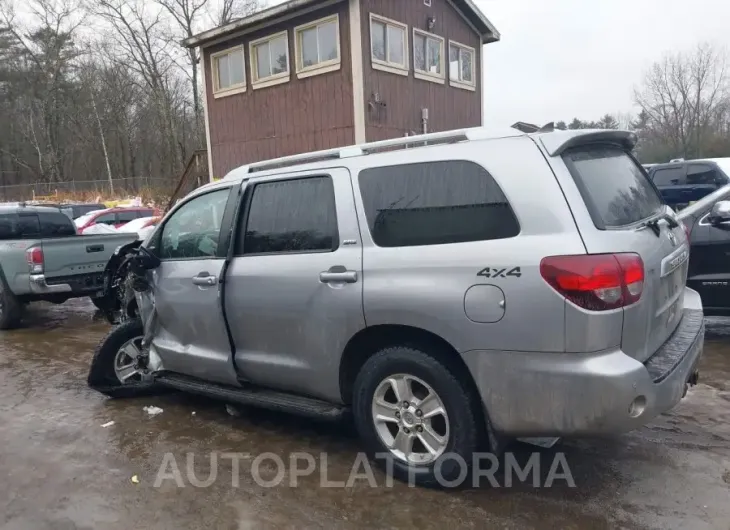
540, 253, 644, 311
26, 247, 44, 274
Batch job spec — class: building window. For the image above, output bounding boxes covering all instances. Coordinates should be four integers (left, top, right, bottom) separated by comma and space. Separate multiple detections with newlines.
413, 29, 444, 83
449, 41, 476, 90
250, 31, 290, 89
294, 14, 341, 79
369, 14, 408, 76
211, 45, 246, 97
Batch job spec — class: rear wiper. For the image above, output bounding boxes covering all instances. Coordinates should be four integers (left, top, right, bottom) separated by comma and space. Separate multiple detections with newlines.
638, 212, 679, 237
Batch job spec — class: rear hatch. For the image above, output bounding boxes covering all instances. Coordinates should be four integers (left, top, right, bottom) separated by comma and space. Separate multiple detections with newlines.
559, 144, 689, 362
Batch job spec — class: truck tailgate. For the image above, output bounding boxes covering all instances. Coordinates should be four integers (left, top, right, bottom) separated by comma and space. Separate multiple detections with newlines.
41, 233, 138, 284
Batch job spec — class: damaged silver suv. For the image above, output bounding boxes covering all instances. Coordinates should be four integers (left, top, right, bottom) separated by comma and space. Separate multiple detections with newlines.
89, 127, 704, 487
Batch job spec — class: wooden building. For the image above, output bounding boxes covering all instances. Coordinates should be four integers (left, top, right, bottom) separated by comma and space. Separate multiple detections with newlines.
183, 0, 500, 180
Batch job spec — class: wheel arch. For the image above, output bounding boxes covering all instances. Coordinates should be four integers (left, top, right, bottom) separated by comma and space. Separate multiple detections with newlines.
339, 324, 481, 406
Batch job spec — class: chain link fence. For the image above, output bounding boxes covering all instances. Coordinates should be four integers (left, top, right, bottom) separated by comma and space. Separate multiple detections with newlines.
0, 177, 175, 202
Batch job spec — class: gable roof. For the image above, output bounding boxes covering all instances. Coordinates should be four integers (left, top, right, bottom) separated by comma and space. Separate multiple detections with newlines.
182, 0, 500, 49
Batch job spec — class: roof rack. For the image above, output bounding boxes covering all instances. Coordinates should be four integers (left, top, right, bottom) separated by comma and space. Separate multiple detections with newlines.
224, 127, 516, 179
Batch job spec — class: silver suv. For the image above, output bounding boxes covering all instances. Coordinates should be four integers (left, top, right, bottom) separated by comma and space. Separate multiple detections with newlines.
89, 127, 704, 487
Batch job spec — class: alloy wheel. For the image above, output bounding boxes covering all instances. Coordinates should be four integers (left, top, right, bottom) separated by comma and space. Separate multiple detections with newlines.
113, 336, 145, 384
371, 374, 450, 465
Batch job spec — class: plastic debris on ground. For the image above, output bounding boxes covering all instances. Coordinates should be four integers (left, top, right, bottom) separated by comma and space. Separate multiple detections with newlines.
131, 475, 139, 484
143, 406, 163, 417
100, 421, 115, 428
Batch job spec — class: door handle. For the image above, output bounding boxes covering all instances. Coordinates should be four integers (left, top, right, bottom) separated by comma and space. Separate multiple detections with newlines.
86, 244, 104, 253
192, 273, 217, 286
319, 270, 358, 283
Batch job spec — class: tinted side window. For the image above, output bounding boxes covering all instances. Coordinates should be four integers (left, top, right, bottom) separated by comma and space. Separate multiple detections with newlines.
0, 214, 40, 239
652, 167, 686, 187
564, 147, 664, 228
156, 189, 230, 260
687, 164, 722, 185
39, 212, 75, 237
117, 210, 138, 223
94, 213, 117, 225
241, 177, 338, 255
137, 210, 154, 218
17, 214, 41, 237
358, 161, 519, 247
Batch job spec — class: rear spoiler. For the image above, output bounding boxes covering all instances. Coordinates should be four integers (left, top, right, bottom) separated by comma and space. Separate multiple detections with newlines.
538, 130, 638, 157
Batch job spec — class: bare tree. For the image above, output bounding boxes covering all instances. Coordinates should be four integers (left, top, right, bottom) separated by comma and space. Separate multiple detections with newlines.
0, 0, 86, 182
213, 0, 261, 26
635, 43, 729, 159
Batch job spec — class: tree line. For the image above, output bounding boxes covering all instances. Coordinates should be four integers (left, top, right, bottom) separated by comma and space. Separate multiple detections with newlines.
0, 1, 727, 198
554, 44, 729, 163
0, 0, 261, 198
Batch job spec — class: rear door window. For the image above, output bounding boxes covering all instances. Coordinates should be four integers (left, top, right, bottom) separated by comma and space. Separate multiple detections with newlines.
652, 166, 686, 187
117, 210, 138, 223
687, 164, 722, 186
94, 213, 117, 225
563, 146, 664, 229
39, 212, 76, 237
358, 160, 519, 247
0, 214, 41, 239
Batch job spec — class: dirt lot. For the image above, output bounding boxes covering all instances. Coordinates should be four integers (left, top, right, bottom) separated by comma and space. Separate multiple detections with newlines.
0, 300, 728, 530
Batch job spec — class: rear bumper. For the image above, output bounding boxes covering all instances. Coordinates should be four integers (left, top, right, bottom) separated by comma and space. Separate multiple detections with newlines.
29, 272, 105, 296
29, 274, 72, 294
463, 287, 704, 436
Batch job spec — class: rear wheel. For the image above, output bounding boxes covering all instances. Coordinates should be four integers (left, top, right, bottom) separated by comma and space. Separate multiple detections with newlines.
353, 346, 485, 488
0, 280, 22, 330
87, 318, 158, 398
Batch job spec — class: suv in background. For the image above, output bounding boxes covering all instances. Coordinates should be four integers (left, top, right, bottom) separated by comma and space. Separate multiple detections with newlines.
89, 128, 704, 487
648, 158, 730, 210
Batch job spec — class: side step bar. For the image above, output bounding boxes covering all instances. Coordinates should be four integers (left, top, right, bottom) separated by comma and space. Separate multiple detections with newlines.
155, 372, 348, 422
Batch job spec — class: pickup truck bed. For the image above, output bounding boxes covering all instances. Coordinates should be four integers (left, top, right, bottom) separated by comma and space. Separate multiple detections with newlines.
0, 205, 138, 329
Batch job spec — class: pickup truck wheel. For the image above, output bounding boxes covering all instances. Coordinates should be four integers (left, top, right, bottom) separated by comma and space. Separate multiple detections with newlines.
352, 346, 484, 489
0, 280, 22, 330
87, 319, 159, 398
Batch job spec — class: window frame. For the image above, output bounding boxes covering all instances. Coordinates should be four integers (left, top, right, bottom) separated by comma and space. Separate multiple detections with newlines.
249, 30, 291, 90
293, 14, 341, 79
149, 187, 234, 262
412, 29, 445, 84
210, 45, 247, 98
235, 174, 340, 257
448, 39, 476, 91
369, 13, 409, 76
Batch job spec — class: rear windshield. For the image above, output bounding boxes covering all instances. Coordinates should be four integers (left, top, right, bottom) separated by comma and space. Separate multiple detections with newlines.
563, 146, 664, 228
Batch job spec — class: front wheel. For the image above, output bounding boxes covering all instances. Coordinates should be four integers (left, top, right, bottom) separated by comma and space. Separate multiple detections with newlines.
353, 346, 485, 488
87, 318, 158, 398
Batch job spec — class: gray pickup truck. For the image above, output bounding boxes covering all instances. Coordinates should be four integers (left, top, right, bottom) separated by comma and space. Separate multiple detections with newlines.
0, 204, 138, 329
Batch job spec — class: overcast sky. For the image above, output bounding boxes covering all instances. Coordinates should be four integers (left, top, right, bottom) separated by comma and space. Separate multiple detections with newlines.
476, 0, 730, 127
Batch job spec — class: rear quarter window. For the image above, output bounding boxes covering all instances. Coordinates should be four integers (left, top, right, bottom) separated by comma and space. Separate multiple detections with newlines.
563, 146, 664, 229
358, 160, 519, 247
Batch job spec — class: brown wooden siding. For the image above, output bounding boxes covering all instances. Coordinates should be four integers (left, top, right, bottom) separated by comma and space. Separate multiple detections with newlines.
204, 2, 354, 178
361, 0, 482, 141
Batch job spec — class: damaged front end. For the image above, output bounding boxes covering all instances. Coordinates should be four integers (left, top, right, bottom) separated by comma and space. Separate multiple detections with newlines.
87, 244, 163, 397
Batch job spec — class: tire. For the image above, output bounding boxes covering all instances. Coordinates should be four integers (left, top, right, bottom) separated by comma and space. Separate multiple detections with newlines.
0, 279, 22, 330
90, 297, 107, 311
353, 346, 485, 489
87, 318, 159, 398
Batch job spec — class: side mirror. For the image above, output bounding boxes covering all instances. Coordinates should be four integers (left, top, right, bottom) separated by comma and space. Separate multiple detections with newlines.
709, 200, 730, 225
